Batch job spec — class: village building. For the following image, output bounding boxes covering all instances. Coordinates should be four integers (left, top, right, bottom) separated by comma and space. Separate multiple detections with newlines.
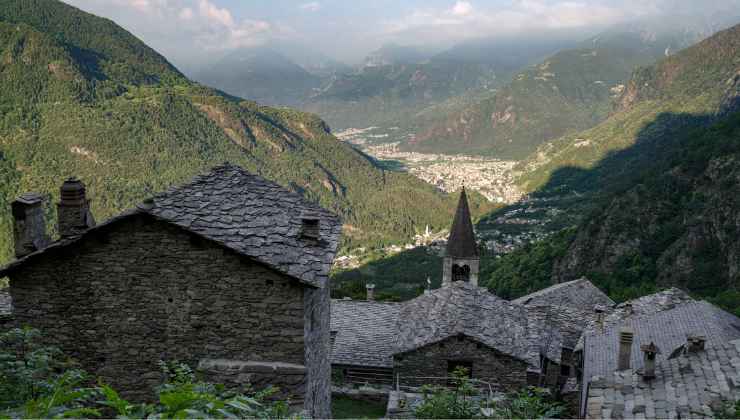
330, 188, 740, 420
330, 189, 611, 394
0, 163, 342, 418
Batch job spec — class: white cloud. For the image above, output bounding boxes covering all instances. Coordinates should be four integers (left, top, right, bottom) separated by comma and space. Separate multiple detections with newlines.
64, 0, 280, 54
451, 1, 473, 17
379, 0, 634, 45
300, 2, 321, 12
197, 0, 234, 27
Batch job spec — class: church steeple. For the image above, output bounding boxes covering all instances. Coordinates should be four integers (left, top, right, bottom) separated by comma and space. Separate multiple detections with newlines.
446, 187, 478, 259
443, 187, 480, 286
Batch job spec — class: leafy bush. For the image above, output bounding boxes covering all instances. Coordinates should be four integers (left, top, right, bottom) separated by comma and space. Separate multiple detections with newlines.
0, 328, 293, 419
414, 367, 480, 419
490, 387, 565, 419
414, 369, 564, 420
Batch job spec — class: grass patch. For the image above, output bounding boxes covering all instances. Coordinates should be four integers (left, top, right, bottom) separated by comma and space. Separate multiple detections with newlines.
332, 396, 387, 419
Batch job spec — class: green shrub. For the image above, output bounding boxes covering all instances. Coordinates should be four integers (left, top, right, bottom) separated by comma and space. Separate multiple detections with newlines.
490, 387, 565, 419
414, 367, 480, 419
0, 328, 293, 419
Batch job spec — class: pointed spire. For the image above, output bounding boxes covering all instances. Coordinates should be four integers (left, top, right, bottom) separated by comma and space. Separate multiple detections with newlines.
445, 187, 478, 258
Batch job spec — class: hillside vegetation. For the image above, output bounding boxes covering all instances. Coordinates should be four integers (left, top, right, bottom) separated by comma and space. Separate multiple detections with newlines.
0, 0, 495, 263
335, 23, 740, 315
485, 23, 740, 313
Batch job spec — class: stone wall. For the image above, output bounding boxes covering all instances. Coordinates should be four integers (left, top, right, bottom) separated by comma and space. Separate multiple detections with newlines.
393, 335, 529, 391
8, 214, 310, 403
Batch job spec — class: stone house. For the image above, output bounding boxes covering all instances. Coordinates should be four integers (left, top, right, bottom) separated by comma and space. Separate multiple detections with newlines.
330, 190, 612, 394
0, 163, 341, 418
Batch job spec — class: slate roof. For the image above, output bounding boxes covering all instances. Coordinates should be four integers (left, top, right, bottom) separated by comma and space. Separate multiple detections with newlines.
330, 299, 401, 368
586, 339, 740, 419
513, 278, 615, 309
0, 164, 342, 288
580, 300, 740, 416
445, 188, 478, 259
575, 288, 694, 352
393, 282, 560, 367
526, 304, 602, 350
145, 164, 341, 287
329, 280, 618, 371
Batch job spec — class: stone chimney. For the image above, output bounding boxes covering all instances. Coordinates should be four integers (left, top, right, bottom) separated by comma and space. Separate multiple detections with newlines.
618, 327, 634, 371
57, 177, 95, 238
366, 283, 375, 301
11, 193, 50, 258
640, 342, 659, 380
594, 304, 606, 332
687, 335, 706, 353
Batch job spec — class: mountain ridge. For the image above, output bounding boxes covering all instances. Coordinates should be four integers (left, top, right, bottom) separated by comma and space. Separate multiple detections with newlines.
0, 0, 495, 263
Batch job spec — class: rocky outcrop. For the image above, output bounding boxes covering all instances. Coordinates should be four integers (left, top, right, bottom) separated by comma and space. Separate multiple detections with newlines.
553, 152, 740, 295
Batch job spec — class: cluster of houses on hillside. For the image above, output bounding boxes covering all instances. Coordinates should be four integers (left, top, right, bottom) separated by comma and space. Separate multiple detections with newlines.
2, 164, 740, 419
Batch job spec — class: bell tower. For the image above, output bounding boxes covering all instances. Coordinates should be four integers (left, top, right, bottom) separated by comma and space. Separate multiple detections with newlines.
442, 187, 479, 286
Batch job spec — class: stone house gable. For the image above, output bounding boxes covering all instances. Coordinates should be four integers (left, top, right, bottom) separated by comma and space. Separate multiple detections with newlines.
393, 334, 530, 391
0, 165, 341, 418
393, 282, 557, 367
7, 214, 307, 394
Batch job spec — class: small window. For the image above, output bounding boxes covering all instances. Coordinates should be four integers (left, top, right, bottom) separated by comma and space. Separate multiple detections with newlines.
301, 218, 320, 240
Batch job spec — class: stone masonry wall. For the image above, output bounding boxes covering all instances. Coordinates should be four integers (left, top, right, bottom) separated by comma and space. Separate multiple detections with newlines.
394, 335, 529, 391
9, 215, 308, 402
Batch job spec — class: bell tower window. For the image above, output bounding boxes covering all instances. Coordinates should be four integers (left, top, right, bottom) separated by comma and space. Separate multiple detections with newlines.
452, 264, 471, 282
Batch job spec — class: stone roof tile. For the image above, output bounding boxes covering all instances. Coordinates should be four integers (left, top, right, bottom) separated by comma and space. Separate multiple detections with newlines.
587, 339, 740, 419
581, 300, 740, 416
330, 299, 401, 368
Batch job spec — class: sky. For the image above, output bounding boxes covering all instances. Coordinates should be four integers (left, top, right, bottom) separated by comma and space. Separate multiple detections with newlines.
62, 0, 740, 70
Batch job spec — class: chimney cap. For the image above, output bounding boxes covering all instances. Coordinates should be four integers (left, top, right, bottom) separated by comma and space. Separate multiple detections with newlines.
59, 177, 87, 205
15, 192, 45, 205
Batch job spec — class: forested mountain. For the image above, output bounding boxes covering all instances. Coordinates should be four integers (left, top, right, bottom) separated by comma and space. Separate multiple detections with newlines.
301, 36, 573, 130
334, 22, 740, 315
0, 0, 494, 263
406, 26, 709, 159
484, 22, 740, 312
